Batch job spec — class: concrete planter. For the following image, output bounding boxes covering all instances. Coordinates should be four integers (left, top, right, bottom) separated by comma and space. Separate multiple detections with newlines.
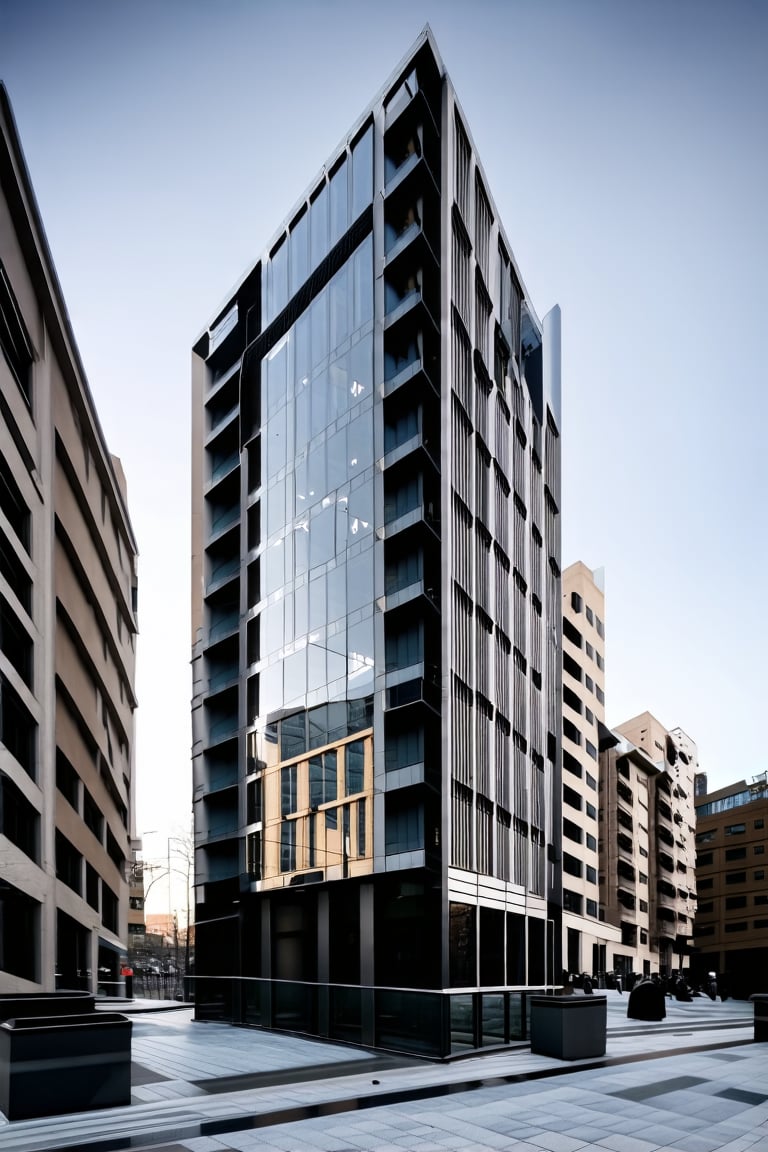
529, 995, 607, 1060
750, 994, 768, 1041
0, 992, 95, 1021
0, 1012, 131, 1121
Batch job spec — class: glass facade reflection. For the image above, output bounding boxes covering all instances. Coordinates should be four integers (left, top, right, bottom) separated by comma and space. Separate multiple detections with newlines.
192, 28, 562, 1058
257, 235, 375, 718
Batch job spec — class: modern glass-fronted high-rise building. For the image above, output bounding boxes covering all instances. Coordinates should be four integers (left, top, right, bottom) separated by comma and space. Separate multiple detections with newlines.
191, 28, 562, 1055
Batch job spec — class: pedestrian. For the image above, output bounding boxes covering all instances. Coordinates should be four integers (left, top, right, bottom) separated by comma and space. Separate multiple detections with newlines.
615, 974, 623, 995
707, 971, 718, 1001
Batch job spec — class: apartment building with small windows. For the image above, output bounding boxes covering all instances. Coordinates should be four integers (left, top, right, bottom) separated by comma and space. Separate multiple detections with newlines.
191, 28, 562, 1056
693, 773, 768, 996
560, 562, 621, 977
0, 87, 138, 992
603, 713, 697, 977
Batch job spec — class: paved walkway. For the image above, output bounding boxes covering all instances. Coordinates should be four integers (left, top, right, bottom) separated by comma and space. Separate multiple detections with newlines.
0, 992, 763, 1152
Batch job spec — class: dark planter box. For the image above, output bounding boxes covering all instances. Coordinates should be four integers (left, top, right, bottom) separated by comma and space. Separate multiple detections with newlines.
530, 995, 607, 1060
0, 992, 95, 1021
0, 1012, 131, 1121
751, 994, 768, 1042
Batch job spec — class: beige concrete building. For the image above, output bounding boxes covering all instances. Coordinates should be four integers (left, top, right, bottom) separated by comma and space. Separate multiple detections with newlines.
604, 713, 698, 977
692, 772, 768, 996
0, 86, 138, 992
561, 562, 621, 977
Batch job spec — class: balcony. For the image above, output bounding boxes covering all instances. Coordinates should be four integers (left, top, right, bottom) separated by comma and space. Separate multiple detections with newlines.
386, 670, 441, 716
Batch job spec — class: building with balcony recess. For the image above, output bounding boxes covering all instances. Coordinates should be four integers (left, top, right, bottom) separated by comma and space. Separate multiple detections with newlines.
560, 562, 621, 979
692, 772, 768, 996
0, 86, 139, 993
191, 28, 562, 1056
601, 713, 697, 978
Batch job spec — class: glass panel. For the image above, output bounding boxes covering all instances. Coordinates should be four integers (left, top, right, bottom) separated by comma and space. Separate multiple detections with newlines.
329, 157, 348, 246
375, 989, 443, 1057
329, 984, 362, 1044
345, 740, 364, 795
508, 992, 524, 1039
309, 504, 335, 569
290, 210, 309, 296
353, 235, 373, 328
270, 238, 288, 321
311, 288, 329, 368
481, 993, 504, 1047
347, 615, 374, 694
349, 332, 372, 402
351, 124, 373, 219
329, 262, 350, 348
347, 547, 373, 614
450, 994, 474, 1052
307, 639, 326, 692
310, 183, 329, 270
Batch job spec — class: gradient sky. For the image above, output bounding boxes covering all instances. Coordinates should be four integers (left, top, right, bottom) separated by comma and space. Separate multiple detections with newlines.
2, 0, 766, 914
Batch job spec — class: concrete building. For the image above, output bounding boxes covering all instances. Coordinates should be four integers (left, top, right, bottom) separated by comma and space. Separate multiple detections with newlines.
191, 28, 562, 1055
0, 86, 139, 992
693, 772, 768, 996
600, 713, 697, 977
560, 562, 621, 978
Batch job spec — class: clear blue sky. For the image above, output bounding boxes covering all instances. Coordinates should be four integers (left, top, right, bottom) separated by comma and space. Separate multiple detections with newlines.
2, 0, 766, 888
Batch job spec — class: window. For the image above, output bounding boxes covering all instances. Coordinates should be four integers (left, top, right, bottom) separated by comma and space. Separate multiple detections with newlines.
725, 871, 746, 885
281, 765, 298, 815
697, 901, 713, 914
585, 642, 593, 659
698, 877, 713, 889
586, 833, 597, 852
586, 865, 597, 884
0, 771, 39, 862
563, 717, 581, 747
0, 259, 33, 405
640, 928, 648, 944
563, 889, 582, 914
585, 675, 593, 692
595, 685, 605, 705
563, 749, 582, 779
755, 819, 765, 830
586, 772, 597, 791
280, 822, 296, 872
725, 846, 747, 861
562, 618, 582, 648
563, 784, 582, 811
696, 830, 715, 844
639, 899, 648, 913
756, 870, 766, 881
586, 802, 597, 820
563, 852, 582, 878
585, 708, 594, 725
345, 740, 364, 795
697, 851, 713, 867
309, 752, 337, 808
570, 592, 582, 613
563, 818, 582, 844
55, 831, 82, 894
755, 845, 765, 856
586, 899, 598, 917
724, 922, 747, 933
586, 740, 597, 761
725, 823, 746, 835
0, 672, 36, 779
586, 606, 594, 625
726, 896, 747, 910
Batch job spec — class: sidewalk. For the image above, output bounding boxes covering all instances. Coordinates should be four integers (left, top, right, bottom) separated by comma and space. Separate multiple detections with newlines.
0, 991, 763, 1152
